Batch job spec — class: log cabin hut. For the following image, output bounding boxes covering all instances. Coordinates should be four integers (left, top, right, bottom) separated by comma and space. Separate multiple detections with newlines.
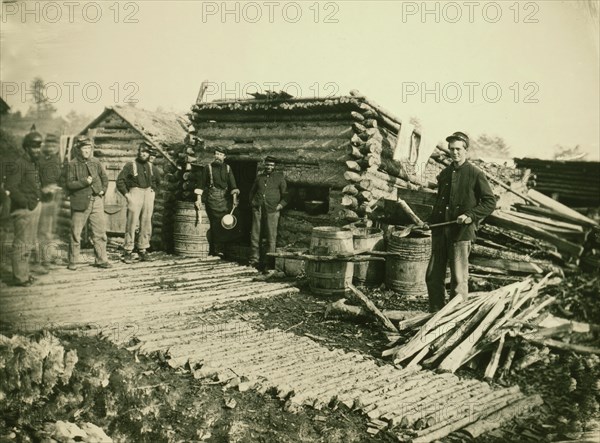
77, 105, 188, 251
186, 91, 438, 261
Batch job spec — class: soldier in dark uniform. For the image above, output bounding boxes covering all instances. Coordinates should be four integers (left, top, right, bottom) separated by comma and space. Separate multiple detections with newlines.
194, 147, 239, 256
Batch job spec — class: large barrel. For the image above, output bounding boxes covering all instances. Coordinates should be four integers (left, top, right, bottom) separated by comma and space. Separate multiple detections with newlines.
306, 227, 354, 296
173, 201, 209, 258
352, 228, 385, 286
385, 231, 432, 298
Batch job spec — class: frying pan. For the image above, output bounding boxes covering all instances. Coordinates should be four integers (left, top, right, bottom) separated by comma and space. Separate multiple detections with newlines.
221, 200, 239, 230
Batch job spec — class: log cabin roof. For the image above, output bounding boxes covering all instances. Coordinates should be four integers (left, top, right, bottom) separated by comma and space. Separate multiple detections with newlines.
514, 157, 600, 205
81, 105, 188, 164
192, 92, 413, 137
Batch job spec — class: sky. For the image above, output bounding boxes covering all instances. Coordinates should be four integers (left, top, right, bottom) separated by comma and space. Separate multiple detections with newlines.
1, 0, 599, 160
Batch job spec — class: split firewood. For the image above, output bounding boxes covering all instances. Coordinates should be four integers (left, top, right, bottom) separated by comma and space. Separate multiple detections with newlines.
484, 335, 505, 381
498, 343, 517, 379
396, 198, 423, 225
397, 313, 433, 331
437, 297, 509, 373
325, 298, 424, 322
348, 284, 398, 332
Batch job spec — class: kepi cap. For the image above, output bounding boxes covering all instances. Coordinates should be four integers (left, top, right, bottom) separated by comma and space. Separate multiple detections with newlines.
446, 131, 469, 148
214, 147, 226, 154
139, 140, 154, 152
265, 155, 277, 164
74, 135, 92, 148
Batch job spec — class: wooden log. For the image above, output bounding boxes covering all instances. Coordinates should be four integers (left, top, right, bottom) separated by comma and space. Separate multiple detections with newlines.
341, 195, 358, 209
363, 118, 378, 128
508, 210, 585, 232
361, 154, 381, 169
347, 145, 364, 159
351, 134, 364, 146
350, 111, 365, 122
348, 284, 398, 332
527, 189, 598, 227
325, 298, 427, 322
488, 211, 584, 258
397, 313, 433, 331
361, 138, 383, 155
484, 335, 505, 381
338, 209, 359, 221
471, 257, 543, 274
343, 171, 362, 183
396, 198, 423, 225
352, 122, 367, 134
515, 203, 599, 227
342, 185, 359, 196
345, 160, 362, 172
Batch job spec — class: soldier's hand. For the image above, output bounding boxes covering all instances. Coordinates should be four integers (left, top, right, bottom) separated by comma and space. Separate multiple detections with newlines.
86, 176, 93, 184
457, 214, 473, 225
276, 204, 283, 211
194, 200, 202, 210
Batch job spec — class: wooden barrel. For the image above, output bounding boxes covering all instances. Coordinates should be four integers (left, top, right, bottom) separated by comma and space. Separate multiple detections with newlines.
385, 231, 432, 298
352, 228, 385, 286
306, 227, 354, 296
173, 201, 209, 258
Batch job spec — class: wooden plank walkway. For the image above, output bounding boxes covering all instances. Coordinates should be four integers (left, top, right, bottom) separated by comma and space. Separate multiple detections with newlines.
0, 256, 536, 442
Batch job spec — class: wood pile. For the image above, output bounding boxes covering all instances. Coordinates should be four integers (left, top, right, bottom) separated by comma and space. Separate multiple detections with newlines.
381, 275, 587, 379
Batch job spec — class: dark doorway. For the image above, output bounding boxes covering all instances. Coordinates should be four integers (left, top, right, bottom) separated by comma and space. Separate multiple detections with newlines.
225, 160, 258, 244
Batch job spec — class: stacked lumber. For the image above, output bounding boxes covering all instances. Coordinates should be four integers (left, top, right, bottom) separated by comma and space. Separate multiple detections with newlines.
383, 275, 564, 379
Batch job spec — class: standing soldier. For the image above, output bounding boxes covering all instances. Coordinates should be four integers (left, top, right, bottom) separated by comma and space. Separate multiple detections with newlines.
248, 156, 287, 270
194, 147, 240, 257
425, 131, 496, 312
117, 141, 157, 263
4, 131, 44, 286
65, 136, 111, 270
37, 133, 62, 268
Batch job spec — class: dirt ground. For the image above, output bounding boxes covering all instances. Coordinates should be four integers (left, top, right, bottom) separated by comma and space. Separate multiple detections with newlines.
1, 272, 599, 443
